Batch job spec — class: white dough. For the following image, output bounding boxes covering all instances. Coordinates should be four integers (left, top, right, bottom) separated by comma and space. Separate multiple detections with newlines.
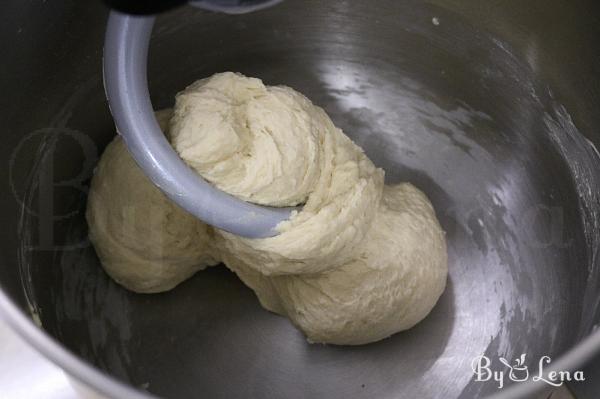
171, 72, 384, 276
268, 184, 448, 345
87, 72, 448, 345
86, 110, 219, 293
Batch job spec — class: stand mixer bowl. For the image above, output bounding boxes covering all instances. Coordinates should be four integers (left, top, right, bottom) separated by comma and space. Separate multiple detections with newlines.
0, 0, 599, 398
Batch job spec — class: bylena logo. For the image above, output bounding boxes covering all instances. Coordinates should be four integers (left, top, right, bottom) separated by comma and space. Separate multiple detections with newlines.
471, 354, 585, 389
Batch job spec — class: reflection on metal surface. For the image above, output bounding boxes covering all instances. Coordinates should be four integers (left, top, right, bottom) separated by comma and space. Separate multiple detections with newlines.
0, 0, 599, 398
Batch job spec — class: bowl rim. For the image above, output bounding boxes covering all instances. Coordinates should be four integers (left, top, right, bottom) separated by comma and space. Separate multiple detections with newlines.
1, 282, 600, 398
0, 287, 154, 399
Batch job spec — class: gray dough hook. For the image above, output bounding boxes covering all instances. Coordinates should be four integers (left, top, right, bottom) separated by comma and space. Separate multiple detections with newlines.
103, 0, 291, 238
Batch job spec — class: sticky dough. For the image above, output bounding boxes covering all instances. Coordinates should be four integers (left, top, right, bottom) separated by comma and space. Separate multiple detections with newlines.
87, 72, 448, 345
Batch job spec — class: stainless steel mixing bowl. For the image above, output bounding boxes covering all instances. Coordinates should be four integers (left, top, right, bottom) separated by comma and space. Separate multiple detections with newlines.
1, 0, 599, 398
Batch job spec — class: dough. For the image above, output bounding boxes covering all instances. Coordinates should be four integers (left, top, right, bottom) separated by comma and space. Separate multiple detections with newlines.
170, 73, 323, 207
170, 73, 384, 275
220, 184, 447, 345
268, 184, 447, 345
86, 110, 219, 293
87, 72, 448, 345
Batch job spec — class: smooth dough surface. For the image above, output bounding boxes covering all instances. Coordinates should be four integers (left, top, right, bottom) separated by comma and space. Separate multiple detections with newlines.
87, 72, 448, 345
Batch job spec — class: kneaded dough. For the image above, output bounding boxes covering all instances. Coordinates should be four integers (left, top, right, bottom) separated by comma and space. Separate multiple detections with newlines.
87, 72, 448, 345
86, 110, 219, 293
269, 184, 447, 345
170, 72, 384, 275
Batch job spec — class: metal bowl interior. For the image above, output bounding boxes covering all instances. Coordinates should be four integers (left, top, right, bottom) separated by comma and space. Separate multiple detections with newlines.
1, 0, 599, 398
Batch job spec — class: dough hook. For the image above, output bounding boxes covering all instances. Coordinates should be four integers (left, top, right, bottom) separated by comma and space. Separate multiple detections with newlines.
103, 0, 290, 238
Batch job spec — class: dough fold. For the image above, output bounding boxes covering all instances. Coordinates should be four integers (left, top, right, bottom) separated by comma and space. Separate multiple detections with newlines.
267, 184, 447, 345
170, 72, 384, 276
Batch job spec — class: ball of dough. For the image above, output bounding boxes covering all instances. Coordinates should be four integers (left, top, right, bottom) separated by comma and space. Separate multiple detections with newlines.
86, 110, 219, 293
